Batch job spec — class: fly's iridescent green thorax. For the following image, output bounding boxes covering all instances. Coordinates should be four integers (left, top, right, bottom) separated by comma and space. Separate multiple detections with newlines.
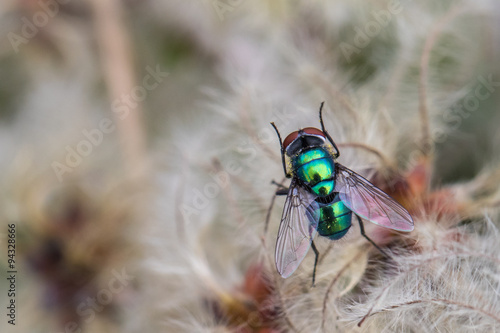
291, 147, 336, 197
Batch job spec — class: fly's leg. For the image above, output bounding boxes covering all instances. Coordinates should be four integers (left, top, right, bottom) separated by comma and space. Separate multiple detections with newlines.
318, 102, 340, 159
356, 215, 389, 257
311, 240, 320, 287
263, 180, 288, 236
271, 180, 288, 194
271, 122, 291, 178
265, 121, 290, 235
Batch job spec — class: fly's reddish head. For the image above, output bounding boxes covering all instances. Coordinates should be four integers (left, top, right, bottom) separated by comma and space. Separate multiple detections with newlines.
282, 127, 325, 149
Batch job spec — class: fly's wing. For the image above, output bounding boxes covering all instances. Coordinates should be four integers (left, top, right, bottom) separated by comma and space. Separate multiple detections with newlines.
275, 178, 320, 278
334, 164, 414, 231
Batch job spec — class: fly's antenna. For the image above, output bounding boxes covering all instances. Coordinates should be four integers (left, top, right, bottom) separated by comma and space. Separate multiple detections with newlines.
270, 122, 283, 149
318, 102, 327, 132
318, 102, 340, 158
270, 122, 290, 178
319, 101, 325, 118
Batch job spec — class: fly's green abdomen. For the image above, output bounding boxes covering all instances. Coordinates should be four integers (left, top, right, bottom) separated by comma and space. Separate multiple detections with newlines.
315, 196, 352, 240
293, 147, 335, 197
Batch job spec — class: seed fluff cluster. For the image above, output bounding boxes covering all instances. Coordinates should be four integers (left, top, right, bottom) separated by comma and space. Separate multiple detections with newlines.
0, 1, 499, 332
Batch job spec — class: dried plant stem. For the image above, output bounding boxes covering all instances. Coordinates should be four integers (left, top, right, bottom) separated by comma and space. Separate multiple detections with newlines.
337, 142, 395, 171
321, 249, 365, 332
369, 298, 500, 324
418, 4, 467, 157
174, 174, 186, 242
89, 0, 148, 179
458, 250, 500, 267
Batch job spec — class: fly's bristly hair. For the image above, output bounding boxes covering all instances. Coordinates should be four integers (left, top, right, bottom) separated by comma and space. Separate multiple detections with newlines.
1, 0, 500, 333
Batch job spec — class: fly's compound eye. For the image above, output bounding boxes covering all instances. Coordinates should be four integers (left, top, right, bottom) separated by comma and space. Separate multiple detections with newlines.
283, 131, 299, 150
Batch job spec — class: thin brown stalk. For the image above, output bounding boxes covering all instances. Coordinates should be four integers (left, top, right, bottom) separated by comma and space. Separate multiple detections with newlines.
457, 250, 500, 267
88, 0, 148, 179
418, 4, 467, 157
337, 142, 395, 171
368, 298, 500, 324
321, 249, 365, 332
174, 174, 186, 242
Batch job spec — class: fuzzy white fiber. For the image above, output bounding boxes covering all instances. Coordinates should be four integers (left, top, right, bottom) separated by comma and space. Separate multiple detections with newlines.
1, 1, 500, 333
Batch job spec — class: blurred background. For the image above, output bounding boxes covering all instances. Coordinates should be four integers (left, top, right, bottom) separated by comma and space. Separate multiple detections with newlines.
1, 0, 500, 332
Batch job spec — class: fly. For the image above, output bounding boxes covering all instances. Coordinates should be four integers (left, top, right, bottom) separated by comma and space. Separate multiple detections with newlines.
269, 102, 414, 285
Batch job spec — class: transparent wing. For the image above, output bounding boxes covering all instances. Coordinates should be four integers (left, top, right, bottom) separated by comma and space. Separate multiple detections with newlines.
275, 178, 320, 278
334, 164, 414, 231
